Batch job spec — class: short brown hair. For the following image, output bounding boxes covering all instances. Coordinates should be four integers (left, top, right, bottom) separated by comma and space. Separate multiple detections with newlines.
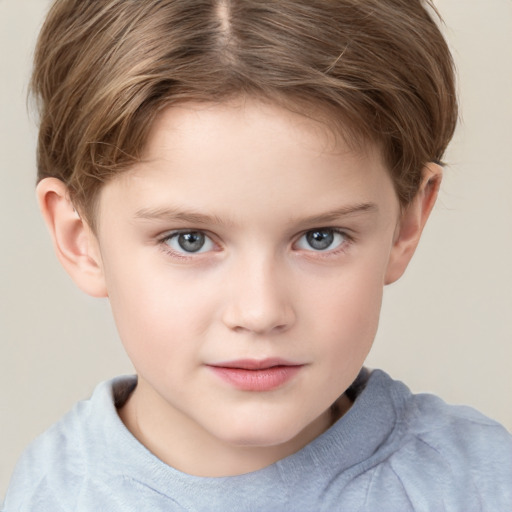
31, 0, 457, 228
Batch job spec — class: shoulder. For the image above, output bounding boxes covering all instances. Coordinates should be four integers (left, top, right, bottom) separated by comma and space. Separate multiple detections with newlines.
401, 383, 512, 466
3, 377, 135, 512
3, 402, 89, 511
376, 371, 512, 509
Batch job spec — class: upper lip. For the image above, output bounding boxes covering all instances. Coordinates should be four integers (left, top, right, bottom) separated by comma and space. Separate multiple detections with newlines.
208, 358, 302, 370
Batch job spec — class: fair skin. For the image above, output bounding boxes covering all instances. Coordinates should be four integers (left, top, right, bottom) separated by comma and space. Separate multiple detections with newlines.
38, 98, 441, 477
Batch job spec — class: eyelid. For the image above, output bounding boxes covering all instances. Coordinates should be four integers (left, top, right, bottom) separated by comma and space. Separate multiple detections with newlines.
293, 227, 353, 253
159, 228, 214, 242
156, 227, 353, 260
159, 229, 218, 257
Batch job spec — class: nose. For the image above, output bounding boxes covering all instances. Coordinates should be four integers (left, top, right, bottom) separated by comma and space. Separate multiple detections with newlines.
221, 256, 296, 335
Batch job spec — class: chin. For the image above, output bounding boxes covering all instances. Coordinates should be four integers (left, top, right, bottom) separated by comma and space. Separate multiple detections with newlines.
214, 412, 326, 451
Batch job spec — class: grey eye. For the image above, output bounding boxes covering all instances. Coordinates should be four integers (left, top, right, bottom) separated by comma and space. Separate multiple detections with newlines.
165, 231, 214, 253
306, 230, 334, 250
296, 229, 346, 251
178, 232, 205, 252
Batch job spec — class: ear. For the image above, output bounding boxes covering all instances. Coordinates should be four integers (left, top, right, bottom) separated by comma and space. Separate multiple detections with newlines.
37, 177, 107, 297
384, 163, 442, 285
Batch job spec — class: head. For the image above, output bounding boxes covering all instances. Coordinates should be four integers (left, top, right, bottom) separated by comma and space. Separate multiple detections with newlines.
32, 0, 456, 228
33, 0, 457, 475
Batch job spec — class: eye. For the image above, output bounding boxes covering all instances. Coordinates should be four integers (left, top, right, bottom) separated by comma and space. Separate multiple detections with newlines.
295, 228, 347, 252
163, 231, 215, 254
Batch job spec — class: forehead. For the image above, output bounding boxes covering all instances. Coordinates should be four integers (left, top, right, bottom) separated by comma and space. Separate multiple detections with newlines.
144, 97, 373, 162
96, 98, 397, 227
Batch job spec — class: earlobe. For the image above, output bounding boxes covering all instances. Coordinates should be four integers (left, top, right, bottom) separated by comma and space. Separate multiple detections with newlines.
36, 178, 107, 298
384, 163, 442, 285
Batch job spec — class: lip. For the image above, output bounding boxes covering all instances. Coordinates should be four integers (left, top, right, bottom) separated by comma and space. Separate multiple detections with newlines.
207, 358, 304, 391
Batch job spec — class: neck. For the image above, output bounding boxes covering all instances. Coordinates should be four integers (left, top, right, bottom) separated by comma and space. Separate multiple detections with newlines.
117, 377, 349, 477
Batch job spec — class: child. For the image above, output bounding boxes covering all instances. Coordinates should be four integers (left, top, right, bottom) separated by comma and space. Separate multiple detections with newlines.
3, 0, 511, 510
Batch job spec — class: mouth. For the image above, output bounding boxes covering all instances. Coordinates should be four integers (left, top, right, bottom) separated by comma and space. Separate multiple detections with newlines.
207, 358, 304, 392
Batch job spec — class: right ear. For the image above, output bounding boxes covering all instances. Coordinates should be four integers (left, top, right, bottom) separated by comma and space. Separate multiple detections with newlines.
36, 177, 107, 298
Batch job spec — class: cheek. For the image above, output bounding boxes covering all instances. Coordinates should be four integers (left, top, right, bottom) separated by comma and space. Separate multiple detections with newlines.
103, 254, 215, 364
310, 263, 384, 318
303, 262, 385, 357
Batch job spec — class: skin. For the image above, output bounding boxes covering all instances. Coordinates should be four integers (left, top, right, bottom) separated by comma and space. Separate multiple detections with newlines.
38, 98, 441, 477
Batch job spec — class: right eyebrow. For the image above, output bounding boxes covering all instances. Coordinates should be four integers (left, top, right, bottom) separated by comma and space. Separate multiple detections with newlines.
133, 206, 231, 227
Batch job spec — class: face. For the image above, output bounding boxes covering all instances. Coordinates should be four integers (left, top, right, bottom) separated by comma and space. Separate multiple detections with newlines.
92, 99, 404, 474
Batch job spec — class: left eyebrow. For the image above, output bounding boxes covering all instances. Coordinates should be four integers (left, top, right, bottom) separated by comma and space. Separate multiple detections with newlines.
293, 202, 378, 226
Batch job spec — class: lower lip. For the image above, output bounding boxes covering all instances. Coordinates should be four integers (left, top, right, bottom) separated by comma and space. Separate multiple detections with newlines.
208, 365, 303, 391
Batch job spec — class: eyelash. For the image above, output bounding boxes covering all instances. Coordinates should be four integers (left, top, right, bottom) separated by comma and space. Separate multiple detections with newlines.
294, 228, 353, 257
158, 230, 218, 261
157, 227, 354, 261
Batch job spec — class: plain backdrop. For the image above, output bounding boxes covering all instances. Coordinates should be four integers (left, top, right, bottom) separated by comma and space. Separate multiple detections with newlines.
1, 0, 511, 498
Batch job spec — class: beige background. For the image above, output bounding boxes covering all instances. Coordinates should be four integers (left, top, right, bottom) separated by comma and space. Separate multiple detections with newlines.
1, 0, 511, 498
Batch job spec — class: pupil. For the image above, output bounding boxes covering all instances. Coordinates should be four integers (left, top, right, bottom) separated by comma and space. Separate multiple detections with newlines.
307, 229, 334, 250
178, 232, 205, 252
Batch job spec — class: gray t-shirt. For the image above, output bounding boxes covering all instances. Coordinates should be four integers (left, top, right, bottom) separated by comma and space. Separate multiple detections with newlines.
3, 369, 512, 511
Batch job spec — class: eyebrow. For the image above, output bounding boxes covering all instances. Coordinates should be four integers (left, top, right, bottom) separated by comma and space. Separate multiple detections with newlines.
291, 202, 378, 226
133, 202, 377, 227
134, 207, 229, 226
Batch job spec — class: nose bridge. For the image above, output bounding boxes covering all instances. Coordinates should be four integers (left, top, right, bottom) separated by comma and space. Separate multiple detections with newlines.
222, 248, 295, 334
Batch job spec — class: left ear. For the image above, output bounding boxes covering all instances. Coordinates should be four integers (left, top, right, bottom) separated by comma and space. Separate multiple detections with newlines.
384, 163, 442, 285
